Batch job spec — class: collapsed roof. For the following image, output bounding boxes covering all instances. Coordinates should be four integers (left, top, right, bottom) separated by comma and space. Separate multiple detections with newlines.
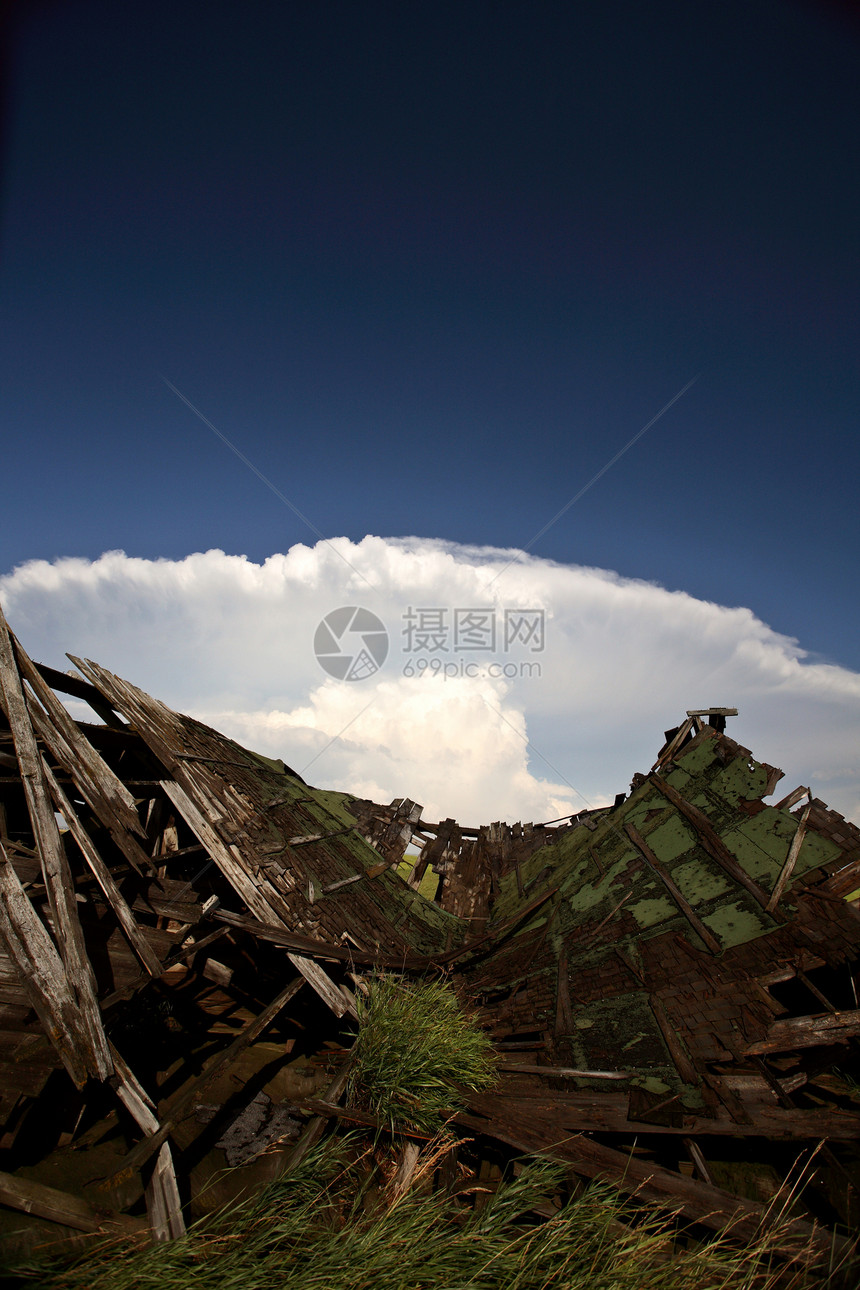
0, 603, 859, 1262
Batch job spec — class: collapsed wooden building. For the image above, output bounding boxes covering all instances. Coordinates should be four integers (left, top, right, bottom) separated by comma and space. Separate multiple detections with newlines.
1, 602, 859, 1267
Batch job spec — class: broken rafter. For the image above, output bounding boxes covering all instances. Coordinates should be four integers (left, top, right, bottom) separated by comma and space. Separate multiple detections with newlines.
40, 759, 163, 977
766, 803, 812, 913
651, 775, 785, 920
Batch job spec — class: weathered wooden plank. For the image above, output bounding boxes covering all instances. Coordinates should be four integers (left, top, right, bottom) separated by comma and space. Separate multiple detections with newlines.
299, 1098, 432, 1139
702, 1070, 751, 1125
498, 1064, 633, 1079
0, 1168, 133, 1233
287, 954, 356, 1018
25, 700, 154, 879
0, 837, 89, 1086
554, 949, 573, 1036
774, 785, 810, 811
211, 908, 436, 969
159, 780, 287, 926
146, 1141, 186, 1241
683, 1137, 713, 1183
625, 823, 723, 954
31, 659, 125, 728
107, 1045, 186, 1241
651, 775, 784, 919
13, 634, 143, 837
110, 1045, 160, 1133
649, 996, 699, 1084
745, 1008, 860, 1055
0, 608, 112, 1079
651, 716, 697, 770
67, 657, 177, 756
766, 803, 812, 912
41, 760, 163, 977
465, 1090, 860, 1138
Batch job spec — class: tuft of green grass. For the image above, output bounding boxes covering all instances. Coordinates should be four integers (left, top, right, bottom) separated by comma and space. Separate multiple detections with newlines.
8, 1137, 843, 1290
348, 974, 497, 1135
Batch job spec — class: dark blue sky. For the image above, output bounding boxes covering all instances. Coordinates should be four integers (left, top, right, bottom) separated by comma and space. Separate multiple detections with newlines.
2, 0, 858, 665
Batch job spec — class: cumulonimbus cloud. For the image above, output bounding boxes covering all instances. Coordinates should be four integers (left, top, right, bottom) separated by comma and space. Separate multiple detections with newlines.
1, 537, 857, 824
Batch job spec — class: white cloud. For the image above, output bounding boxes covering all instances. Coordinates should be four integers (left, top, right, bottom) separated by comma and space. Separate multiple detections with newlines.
2, 537, 858, 824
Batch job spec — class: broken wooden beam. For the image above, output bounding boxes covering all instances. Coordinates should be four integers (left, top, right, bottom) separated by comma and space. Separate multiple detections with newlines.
651, 775, 785, 920
766, 803, 812, 912
0, 1168, 141, 1235
625, 823, 723, 955
745, 1008, 860, 1055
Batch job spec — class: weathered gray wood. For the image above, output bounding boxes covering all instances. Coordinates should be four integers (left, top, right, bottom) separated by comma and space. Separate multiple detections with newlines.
145, 1141, 186, 1241
111, 1045, 160, 1134
41, 759, 163, 977
651, 716, 696, 770
0, 1167, 132, 1233
498, 1064, 633, 1079
31, 659, 126, 728
159, 780, 286, 925
26, 698, 155, 878
0, 609, 112, 1079
745, 1008, 860, 1055
107, 1045, 186, 1241
683, 1137, 713, 1183
0, 837, 89, 1086
766, 803, 812, 912
287, 953, 356, 1019
625, 823, 723, 955
12, 634, 143, 837
774, 784, 811, 811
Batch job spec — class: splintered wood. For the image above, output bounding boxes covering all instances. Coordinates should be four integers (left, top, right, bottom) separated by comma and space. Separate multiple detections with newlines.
0, 605, 859, 1263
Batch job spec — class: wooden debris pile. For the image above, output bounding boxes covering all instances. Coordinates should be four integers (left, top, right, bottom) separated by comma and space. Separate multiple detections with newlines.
0, 602, 859, 1269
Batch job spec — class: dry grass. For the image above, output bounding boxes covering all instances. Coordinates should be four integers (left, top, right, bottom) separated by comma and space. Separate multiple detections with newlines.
8, 1136, 850, 1289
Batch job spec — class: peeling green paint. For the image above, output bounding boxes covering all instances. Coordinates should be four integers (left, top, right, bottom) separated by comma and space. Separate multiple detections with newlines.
628, 896, 676, 927
671, 859, 732, 905
701, 900, 769, 948
710, 756, 768, 804
639, 815, 696, 864
665, 766, 693, 793
560, 877, 615, 912
630, 1076, 672, 1095
723, 809, 840, 885
672, 737, 719, 776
